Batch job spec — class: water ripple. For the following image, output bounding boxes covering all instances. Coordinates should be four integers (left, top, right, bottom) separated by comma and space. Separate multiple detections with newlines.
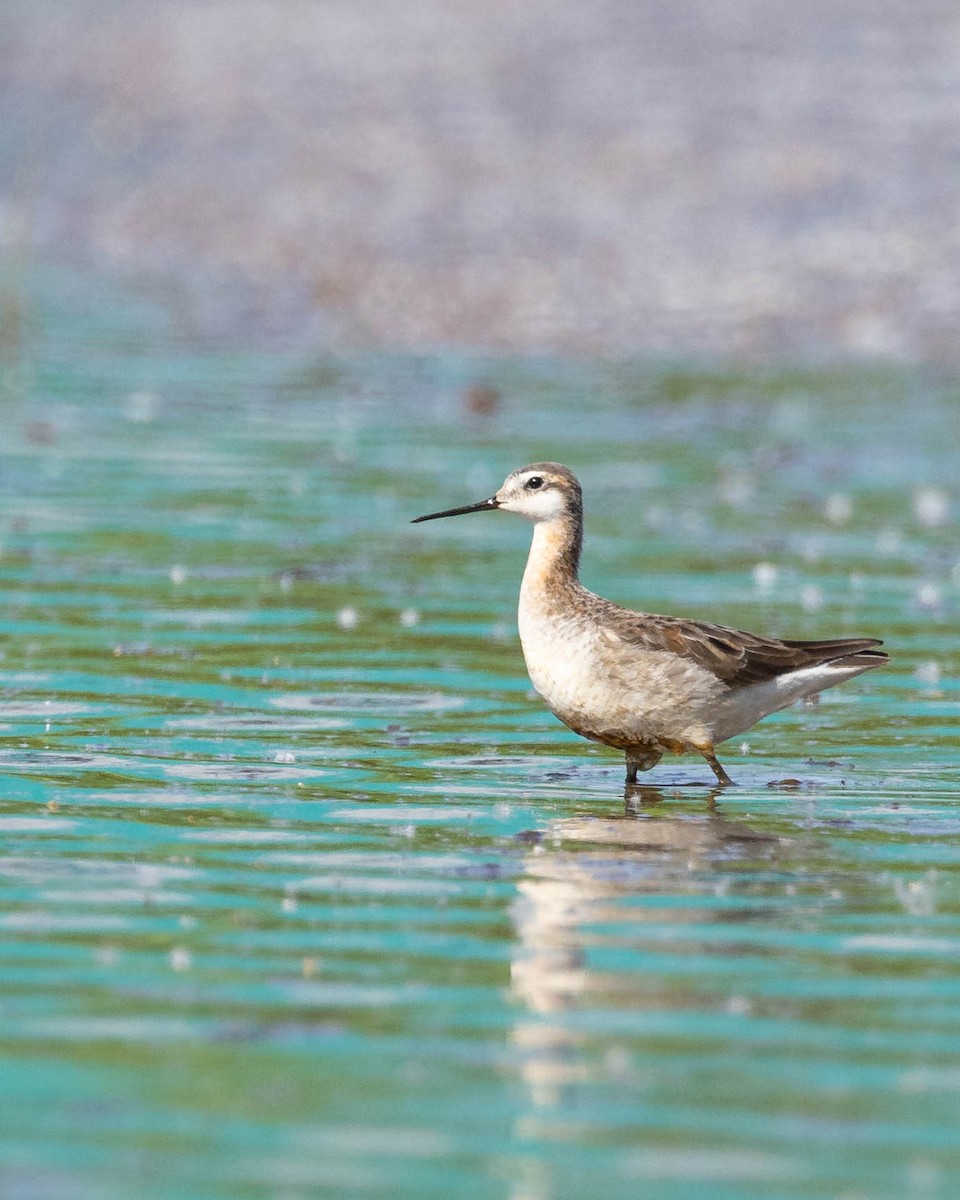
0, 309, 958, 1199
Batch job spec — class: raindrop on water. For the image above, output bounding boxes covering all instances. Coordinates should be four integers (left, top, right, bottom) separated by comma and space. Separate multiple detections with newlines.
914, 661, 941, 690
801, 585, 823, 612
916, 583, 941, 611
825, 493, 853, 524
893, 872, 937, 917
169, 947, 192, 972
752, 562, 777, 592
337, 606, 359, 630
914, 487, 950, 528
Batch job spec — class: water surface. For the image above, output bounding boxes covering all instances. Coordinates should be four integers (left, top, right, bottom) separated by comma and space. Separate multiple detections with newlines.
1, 272, 959, 1199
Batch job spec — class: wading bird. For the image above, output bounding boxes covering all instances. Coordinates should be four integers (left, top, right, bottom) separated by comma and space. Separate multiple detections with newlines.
413, 463, 887, 786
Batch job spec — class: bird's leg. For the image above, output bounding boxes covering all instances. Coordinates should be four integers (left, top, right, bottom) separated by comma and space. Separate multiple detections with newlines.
699, 746, 734, 787
624, 747, 662, 784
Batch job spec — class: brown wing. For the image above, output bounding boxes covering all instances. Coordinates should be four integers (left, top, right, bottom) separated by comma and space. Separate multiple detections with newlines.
596, 602, 887, 689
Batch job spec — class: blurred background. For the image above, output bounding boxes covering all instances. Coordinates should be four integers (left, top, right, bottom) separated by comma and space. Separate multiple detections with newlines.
2, 9, 960, 1200
3, 0, 960, 360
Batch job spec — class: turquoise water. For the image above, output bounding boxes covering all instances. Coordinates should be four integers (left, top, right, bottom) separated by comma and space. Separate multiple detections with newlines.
1, 272, 959, 1199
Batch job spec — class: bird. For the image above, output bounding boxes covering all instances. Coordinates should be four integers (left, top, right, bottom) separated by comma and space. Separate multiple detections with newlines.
412, 462, 888, 786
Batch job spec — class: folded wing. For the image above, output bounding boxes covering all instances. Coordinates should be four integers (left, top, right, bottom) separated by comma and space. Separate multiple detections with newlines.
601, 605, 887, 689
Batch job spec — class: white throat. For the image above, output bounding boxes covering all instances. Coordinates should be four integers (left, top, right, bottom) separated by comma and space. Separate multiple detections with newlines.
520, 518, 579, 605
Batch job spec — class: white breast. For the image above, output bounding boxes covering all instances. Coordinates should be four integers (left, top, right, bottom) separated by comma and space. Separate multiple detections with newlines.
517, 600, 598, 717
515, 518, 729, 749
517, 592, 725, 748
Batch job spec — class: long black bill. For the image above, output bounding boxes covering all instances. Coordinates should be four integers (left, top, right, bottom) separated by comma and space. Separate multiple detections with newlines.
411, 496, 499, 523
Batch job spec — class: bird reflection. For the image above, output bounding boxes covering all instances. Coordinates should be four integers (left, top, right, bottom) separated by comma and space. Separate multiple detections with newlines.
508, 791, 782, 1120
623, 780, 726, 813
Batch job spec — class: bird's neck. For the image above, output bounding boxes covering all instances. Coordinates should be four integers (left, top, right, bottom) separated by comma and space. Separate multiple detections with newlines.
520, 516, 583, 608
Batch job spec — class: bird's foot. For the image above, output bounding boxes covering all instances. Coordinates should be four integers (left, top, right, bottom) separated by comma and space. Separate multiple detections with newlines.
624, 748, 663, 784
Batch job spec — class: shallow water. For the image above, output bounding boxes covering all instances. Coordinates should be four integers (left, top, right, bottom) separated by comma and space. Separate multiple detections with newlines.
1, 271, 959, 1199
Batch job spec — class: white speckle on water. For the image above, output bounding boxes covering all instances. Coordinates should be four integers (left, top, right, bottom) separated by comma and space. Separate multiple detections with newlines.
169, 947, 192, 972
914, 487, 950, 528
136, 864, 162, 892
282, 894, 297, 913
845, 934, 957, 954
752, 562, 777, 592
337, 606, 359, 630
170, 564, 188, 585
739, 742, 750, 755
603, 1044, 633, 1079
273, 750, 296, 763
399, 607, 420, 627
893, 873, 937, 917
801, 584, 823, 612
916, 582, 941, 611
915, 661, 941, 691
825, 493, 852, 524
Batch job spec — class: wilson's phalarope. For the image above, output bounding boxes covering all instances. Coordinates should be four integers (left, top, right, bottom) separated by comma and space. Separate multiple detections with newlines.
413, 463, 888, 786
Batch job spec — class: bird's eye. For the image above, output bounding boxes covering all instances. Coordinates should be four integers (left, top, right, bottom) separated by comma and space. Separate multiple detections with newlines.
525, 476, 544, 491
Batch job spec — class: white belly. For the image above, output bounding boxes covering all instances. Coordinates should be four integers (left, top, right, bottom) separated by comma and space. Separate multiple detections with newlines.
517, 600, 725, 749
